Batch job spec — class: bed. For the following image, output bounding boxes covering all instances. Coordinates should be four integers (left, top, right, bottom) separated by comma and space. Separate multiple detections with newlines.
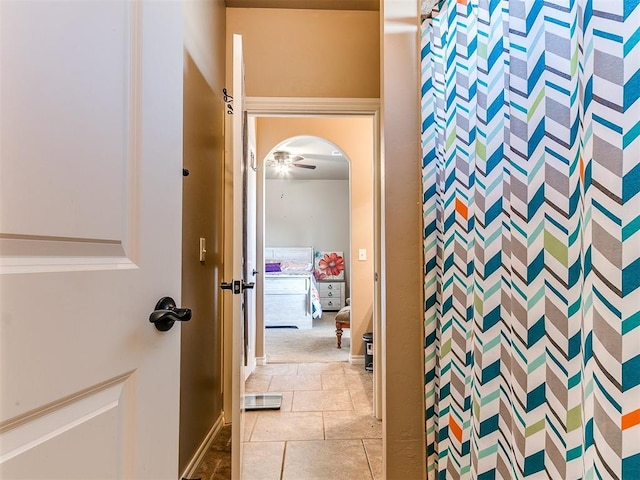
263, 246, 322, 329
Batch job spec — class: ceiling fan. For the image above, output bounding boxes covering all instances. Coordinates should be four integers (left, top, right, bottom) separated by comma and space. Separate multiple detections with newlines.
265, 150, 316, 173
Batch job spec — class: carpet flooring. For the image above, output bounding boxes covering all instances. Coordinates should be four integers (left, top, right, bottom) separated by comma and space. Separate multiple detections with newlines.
264, 312, 350, 364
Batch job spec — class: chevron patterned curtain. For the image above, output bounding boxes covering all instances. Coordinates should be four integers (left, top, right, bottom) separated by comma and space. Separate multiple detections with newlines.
421, 1, 640, 479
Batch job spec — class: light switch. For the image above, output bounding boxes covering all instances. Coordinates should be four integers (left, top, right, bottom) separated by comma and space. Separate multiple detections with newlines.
199, 237, 206, 262
358, 248, 367, 261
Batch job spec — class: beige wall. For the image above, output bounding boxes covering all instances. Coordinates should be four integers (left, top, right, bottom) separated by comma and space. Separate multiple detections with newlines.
226, 8, 380, 98
223, 5, 427, 478
180, 0, 227, 473
381, 1, 427, 478
256, 117, 375, 357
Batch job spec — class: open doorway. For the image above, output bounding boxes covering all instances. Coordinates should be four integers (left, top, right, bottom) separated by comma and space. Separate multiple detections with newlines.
261, 135, 351, 364
239, 111, 382, 478
247, 115, 378, 372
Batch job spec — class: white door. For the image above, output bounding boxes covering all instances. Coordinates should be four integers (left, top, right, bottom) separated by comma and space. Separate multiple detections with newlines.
228, 33, 246, 480
0, 2, 184, 479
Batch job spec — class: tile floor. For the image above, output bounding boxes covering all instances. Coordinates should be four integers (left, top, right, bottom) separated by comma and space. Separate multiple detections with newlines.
194, 361, 381, 480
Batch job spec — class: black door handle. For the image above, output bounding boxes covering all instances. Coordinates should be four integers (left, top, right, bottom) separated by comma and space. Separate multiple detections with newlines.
221, 280, 241, 294
221, 280, 254, 294
149, 297, 191, 331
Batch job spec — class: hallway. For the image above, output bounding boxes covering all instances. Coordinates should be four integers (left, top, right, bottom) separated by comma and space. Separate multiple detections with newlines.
194, 361, 381, 479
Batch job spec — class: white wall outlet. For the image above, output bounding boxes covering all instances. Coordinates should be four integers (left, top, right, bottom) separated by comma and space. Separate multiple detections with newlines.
358, 248, 367, 261
199, 237, 206, 262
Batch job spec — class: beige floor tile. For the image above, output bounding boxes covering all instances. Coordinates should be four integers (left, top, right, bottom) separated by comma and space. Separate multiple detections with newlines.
282, 439, 373, 480
349, 389, 374, 414
245, 374, 272, 393
321, 373, 372, 391
243, 412, 258, 441
207, 353, 384, 479
292, 390, 354, 412
268, 374, 322, 391
297, 362, 346, 375
323, 411, 382, 440
342, 363, 367, 374
276, 390, 294, 412
244, 396, 294, 441
241, 441, 285, 480
363, 438, 383, 480
253, 363, 299, 375
321, 374, 349, 390
345, 373, 373, 390
251, 412, 324, 441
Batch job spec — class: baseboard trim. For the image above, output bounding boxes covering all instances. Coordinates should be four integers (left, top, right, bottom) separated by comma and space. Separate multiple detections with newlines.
180, 412, 225, 480
349, 354, 365, 364
256, 356, 267, 366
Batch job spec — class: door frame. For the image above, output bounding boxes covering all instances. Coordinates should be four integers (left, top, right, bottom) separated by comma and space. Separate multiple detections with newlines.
227, 96, 383, 420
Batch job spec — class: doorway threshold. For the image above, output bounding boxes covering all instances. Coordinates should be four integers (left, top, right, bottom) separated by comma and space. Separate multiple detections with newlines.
243, 393, 282, 410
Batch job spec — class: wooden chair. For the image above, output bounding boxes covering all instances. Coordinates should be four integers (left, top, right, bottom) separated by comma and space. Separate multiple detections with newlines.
335, 300, 351, 349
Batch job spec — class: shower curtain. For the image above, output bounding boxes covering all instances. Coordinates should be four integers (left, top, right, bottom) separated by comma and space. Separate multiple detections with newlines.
421, 1, 640, 478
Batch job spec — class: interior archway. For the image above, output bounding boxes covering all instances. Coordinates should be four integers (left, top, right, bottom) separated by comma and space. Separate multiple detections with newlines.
262, 134, 352, 362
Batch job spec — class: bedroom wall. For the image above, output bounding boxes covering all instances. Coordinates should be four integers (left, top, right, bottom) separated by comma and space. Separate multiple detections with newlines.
257, 117, 374, 358
265, 179, 350, 279
180, 0, 226, 474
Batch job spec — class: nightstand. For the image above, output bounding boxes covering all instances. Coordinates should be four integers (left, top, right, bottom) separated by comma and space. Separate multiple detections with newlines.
318, 281, 345, 311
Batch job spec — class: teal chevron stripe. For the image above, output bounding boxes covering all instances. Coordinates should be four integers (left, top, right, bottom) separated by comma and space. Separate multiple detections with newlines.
623, 25, 640, 55
623, 119, 640, 148
593, 113, 623, 134
592, 199, 622, 225
622, 311, 640, 334
593, 28, 623, 42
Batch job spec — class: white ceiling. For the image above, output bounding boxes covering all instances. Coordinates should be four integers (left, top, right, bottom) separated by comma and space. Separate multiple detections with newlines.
263, 136, 350, 180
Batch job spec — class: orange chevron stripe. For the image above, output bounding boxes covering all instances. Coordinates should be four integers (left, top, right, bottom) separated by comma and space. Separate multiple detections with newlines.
622, 408, 640, 430
455, 198, 468, 220
449, 416, 463, 442
579, 155, 584, 183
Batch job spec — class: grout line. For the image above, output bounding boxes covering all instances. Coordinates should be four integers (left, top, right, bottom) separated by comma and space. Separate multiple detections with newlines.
362, 438, 376, 480
322, 411, 327, 440
280, 441, 287, 480
348, 389, 356, 411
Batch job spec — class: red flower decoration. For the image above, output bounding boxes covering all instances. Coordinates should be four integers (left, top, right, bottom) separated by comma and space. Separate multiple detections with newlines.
318, 252, 344, 278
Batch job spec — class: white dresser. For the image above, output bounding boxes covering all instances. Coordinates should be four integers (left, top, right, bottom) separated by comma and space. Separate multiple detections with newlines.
318, 281, 345, 311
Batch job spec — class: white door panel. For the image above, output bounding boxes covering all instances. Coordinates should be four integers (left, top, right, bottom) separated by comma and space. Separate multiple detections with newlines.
1, 1, 130, 240
0, 1, 183, 479
230, 33, 245, 480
